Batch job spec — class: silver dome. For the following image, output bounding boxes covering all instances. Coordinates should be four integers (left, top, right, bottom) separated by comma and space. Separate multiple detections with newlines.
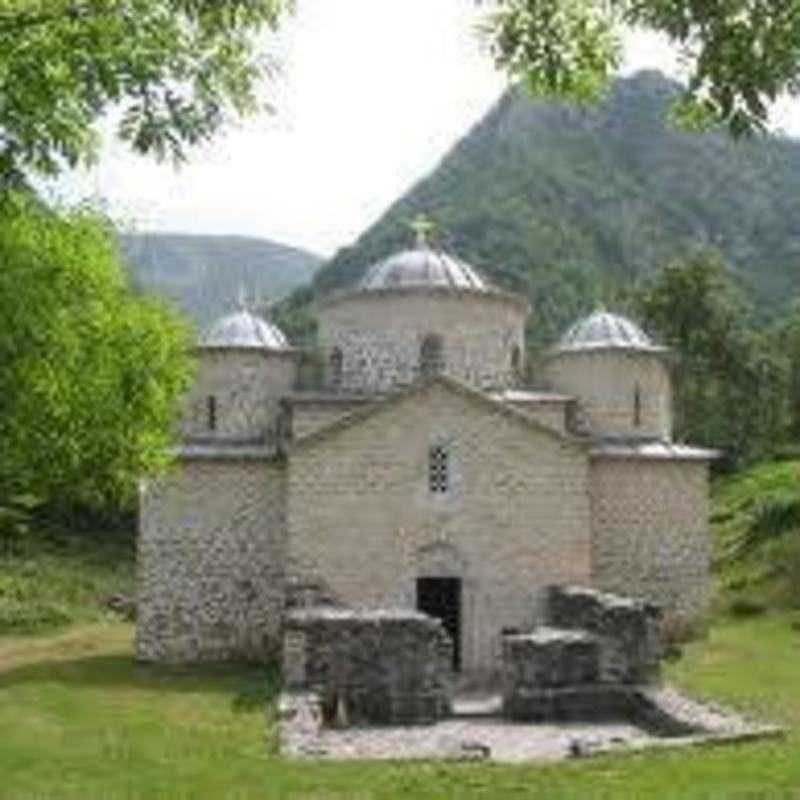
200, 310, 289, 350
359, 247, 490, 291
558, 310, 662, 352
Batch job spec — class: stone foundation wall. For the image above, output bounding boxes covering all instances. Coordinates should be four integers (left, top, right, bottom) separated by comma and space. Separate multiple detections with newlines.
283, 608, 453, 725
589, 457, 710, 629
136, 456, 286, 663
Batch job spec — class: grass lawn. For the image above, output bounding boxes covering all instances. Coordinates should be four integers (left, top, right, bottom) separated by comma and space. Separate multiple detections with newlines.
1, 615, 799, 799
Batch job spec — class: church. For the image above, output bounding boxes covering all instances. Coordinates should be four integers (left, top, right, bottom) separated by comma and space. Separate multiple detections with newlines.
136, 234, 715, 678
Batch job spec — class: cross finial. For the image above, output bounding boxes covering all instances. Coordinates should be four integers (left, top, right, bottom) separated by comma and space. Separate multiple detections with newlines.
409, 213, 435, 248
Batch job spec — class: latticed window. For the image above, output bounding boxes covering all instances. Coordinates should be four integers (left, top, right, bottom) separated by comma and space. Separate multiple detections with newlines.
428, 445, 449, 494
420, 334, 444, 378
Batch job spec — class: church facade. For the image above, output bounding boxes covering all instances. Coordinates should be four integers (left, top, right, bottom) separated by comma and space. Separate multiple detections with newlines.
136, 241, 715, 677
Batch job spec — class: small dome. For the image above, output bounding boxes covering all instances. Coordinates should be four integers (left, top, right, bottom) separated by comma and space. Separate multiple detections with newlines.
200, 310, 289, 350
359, 247, 490, 292
557, 310, 661, 352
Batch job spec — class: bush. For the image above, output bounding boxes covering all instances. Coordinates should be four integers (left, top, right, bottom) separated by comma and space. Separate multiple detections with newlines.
727, 596, 768, 618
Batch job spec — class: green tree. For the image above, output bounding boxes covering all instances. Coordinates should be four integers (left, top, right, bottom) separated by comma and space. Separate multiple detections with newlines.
484, 0, 800, 136
636, 250, 787, 467
0, 192, 195, 516
0, 0, 288, 181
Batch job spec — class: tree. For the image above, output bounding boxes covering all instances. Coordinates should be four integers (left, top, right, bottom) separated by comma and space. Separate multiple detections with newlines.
0, 0, 288, 181
0, 192, 195, 516
484, 0, 800, 136
636, 250, 787, 468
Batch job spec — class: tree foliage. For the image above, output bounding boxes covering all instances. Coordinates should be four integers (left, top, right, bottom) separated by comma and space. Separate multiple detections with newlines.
0, 0, 288, 181
484, 0, 800, 136
0, 192, 195, 513
636, 250, 787, 468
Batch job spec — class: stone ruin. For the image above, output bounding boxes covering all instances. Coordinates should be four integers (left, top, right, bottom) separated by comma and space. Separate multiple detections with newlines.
278, 588, 781, 760
502, 585, 664, 722
282, 608, 453, 726
280, 586, 669, 730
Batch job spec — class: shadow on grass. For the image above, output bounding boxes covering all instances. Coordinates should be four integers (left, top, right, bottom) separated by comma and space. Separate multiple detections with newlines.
0, 654, 282, 713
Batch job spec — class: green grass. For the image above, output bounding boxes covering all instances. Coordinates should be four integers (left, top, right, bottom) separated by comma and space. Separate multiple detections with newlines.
0, 531, 135, 635
712, 459, 800, 613
0, 616, 799, 799
2, 466, 800, 799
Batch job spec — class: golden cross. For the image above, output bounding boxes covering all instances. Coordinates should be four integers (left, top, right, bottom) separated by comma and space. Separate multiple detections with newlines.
409, 213, 435, 247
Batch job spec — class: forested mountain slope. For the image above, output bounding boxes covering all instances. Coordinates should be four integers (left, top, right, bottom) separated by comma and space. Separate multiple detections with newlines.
122, 233, 322, 328
309, 70, 800, 344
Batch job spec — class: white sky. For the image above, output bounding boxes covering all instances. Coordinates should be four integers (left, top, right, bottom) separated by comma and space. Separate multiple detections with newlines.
55, 0, 800, 257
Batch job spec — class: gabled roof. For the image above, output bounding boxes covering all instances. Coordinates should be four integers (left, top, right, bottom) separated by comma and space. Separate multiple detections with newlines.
290, 374, 590, 453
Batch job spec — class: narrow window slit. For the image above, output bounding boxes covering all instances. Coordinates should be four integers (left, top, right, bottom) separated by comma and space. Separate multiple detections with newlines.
207, 395, 217, 431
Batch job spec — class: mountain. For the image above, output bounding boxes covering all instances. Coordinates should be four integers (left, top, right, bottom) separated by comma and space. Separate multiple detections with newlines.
121, 233, 322, 328
307, 70, 800, 345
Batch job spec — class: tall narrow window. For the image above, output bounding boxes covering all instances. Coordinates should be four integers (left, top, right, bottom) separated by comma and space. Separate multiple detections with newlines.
207, 395, 217, 431
633, 383, 642, 427
428, 445, 449, 494
420, 334, 444, 378
511, 345, 522, 379
329, 347, 343, 389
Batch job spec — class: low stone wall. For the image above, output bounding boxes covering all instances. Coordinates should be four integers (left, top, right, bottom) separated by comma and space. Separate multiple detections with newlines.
547, 585, 663, 684
283, 608, 453, 726
501, 586, 665, 722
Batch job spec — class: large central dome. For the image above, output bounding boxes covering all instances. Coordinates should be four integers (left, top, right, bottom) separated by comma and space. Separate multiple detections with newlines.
358, 247, 491, 291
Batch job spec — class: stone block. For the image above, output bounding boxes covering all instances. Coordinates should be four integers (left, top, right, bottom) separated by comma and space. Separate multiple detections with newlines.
283, 607, 453, 727
501, 628, 600, 691
547, 585, 662, 684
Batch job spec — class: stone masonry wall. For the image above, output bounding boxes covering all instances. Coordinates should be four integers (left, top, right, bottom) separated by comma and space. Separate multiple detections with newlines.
317, 291, 527, 394
136, 456, 286, 663
290, 398, 375, 440
283, 608, 453, 725
589, 457, 710, 629
547, 585, 662, 684
287, 381, 592, 677
547, 351, 672, 440
181, 349, 296, 440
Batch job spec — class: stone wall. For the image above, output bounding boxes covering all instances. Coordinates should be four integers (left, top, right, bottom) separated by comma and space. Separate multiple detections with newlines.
501, 586, 663, 722
289, 396, 376, 440
547, 585, 662, 684
317, 289, 527, 393
136, 455, 286, 663
589, 456, 710, 629
286, 379, 592, 677
180, 349, 296, 440
283, 608, 453, 725
498, 399, 573, 435
546, 350, 672, 440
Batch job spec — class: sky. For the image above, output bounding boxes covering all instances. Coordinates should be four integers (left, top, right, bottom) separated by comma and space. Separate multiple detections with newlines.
54, 0, 800, 258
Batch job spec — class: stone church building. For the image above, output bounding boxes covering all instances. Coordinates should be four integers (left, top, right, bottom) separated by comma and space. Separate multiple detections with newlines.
136, 239, 715, 678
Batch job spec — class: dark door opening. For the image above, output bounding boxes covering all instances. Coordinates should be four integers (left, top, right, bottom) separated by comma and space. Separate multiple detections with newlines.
416, 577, 462, 671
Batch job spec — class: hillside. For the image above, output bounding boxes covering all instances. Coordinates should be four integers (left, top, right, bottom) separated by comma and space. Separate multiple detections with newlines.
121, 233, 322, 328
309, 70, 800, 345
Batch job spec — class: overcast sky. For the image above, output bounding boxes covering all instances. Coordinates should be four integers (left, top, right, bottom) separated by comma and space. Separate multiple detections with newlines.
54, 0, 800, 257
